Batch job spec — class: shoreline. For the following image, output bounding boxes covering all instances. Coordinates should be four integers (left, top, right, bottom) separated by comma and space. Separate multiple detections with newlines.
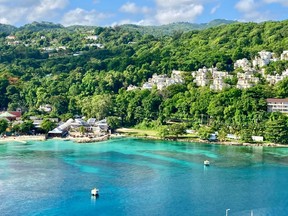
0, 135, 46, 143
115, 128, 288, 148
0, 132, 287, 148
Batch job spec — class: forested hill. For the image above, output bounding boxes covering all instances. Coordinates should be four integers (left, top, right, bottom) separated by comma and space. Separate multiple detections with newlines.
120, 19, 237, 37
1, 19, 288, 143
0, 19, 235, 36
0, 24, 17, 34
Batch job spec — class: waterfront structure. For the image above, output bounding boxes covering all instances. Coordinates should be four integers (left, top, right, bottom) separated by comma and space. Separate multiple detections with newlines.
266, 98, 288, 114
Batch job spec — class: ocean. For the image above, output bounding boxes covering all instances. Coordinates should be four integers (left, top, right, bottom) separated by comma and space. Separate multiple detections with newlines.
1, 138, 288, 216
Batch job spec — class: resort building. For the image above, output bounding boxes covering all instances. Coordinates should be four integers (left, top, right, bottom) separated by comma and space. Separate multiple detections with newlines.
266, 98, 288, 114
141, 71, 184, 90
234, 58, 252, 71
210, 71, 233, 91
281, 51, 288, 61
236, 72, 259, 89
192, 66, 211, 87
127, 85, 139, 91
252, 51, 277, 68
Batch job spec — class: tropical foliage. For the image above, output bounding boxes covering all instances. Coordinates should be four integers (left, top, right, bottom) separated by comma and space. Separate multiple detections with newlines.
1, 20, 288, 143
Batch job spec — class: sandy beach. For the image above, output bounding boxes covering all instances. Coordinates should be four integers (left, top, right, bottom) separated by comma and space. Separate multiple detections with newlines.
0, 135, 46, 143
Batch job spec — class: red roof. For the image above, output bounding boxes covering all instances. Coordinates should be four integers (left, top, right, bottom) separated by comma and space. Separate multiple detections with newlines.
8, 111, 21, 118
266, 98, 288, 103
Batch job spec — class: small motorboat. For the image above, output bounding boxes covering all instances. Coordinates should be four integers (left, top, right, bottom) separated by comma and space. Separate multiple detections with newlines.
91, 188, 99, 196
204, 160, 210, 166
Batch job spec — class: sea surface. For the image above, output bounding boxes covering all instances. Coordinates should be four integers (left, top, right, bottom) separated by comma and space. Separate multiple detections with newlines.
1, 138, 288, 216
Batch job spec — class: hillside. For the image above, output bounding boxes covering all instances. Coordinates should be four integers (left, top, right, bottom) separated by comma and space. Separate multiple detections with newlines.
0, 24, 17, 34
0, 19, 288, 143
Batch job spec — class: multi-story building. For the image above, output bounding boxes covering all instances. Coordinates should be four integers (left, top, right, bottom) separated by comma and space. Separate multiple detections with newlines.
266, 98, 288, 114
236, 72, 259, 89
281, 51, 288, 61
253, 51, 277, 68
234, 58, 252, 71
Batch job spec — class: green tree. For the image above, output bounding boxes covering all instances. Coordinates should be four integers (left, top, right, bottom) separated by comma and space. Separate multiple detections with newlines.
40, 119, 56, 133
168, 123, 186, 138
0, 119, 8, 134
198, 126, 213, 140
106, 116, 121, 131
19, 121, 34, 134
265, 115, 288, 144
81, 94, 113, 119
79, 126, 86, 135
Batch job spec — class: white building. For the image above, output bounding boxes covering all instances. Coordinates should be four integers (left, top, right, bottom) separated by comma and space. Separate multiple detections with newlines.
236, 72, 259, 89
127, 85, 139, 91
141, 72, 184, 90
85, 35, 98, 40
210, 71, 233, 91
253, 51, 277, 68
234, 58, 252, 71
266, 98, 288, 114
193, 67, 211, 87
281, 51, 288, 61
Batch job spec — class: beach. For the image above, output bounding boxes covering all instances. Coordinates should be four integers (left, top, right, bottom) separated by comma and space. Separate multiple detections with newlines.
0, 135, 46, 143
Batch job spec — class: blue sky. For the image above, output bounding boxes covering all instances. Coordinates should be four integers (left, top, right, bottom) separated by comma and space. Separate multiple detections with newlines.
0, 0, 287, 26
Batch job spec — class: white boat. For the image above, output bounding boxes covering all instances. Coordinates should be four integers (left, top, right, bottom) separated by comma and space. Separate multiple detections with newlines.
204, 160, 210, 166
91, 188, 99, 196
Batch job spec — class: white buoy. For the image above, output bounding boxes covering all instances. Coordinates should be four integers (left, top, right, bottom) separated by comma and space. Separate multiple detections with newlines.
91, 188, 99, 196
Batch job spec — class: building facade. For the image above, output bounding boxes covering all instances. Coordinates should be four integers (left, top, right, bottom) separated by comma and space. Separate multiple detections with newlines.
266, 98, 288, 114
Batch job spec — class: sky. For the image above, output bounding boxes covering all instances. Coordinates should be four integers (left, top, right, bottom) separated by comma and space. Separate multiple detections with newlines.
0, 0, 287, 27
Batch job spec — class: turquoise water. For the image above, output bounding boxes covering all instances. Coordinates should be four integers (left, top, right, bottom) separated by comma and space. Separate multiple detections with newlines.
1, 138, 288, 216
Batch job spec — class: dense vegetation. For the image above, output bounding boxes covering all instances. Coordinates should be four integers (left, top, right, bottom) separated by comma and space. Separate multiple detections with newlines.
1, 20, 288, 143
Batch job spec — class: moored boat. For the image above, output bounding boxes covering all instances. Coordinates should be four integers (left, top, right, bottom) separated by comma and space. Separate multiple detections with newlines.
204, 160, 210, 166
91, 188, 99, 196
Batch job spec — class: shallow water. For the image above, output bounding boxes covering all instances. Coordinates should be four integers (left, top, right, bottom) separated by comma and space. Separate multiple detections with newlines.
1, 138, 288, 216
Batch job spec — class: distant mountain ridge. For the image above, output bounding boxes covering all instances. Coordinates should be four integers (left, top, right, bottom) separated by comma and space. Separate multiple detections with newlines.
0, 23, 17, 34
120, 19, 237, 36
0, 19, 237, 35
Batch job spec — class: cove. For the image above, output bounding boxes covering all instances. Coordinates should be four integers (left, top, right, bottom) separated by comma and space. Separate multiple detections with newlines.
1, 138, 288, 216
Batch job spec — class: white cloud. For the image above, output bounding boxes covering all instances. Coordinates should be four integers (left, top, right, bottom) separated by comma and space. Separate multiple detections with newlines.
120, 2, 150, 14
61, 8, 111, 26
235, 0, 257, 12
27, 0, 69, 21
155, 0, 204, 24
263, 0, 288, 6
112, 18, 154, 26
235, 0, 270, 22
156, 4, 203, 24
210, 4, 220, 14
0, 0, 69, 25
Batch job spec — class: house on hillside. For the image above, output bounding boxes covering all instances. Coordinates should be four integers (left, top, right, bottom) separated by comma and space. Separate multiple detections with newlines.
234, 58, 252, 71
236, 72, 259, 89
266, 98, 288, 114
0, 112, 17, 121
39, 104, 52, 113
281, 51, 288, 61
253, 51, 278, 68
